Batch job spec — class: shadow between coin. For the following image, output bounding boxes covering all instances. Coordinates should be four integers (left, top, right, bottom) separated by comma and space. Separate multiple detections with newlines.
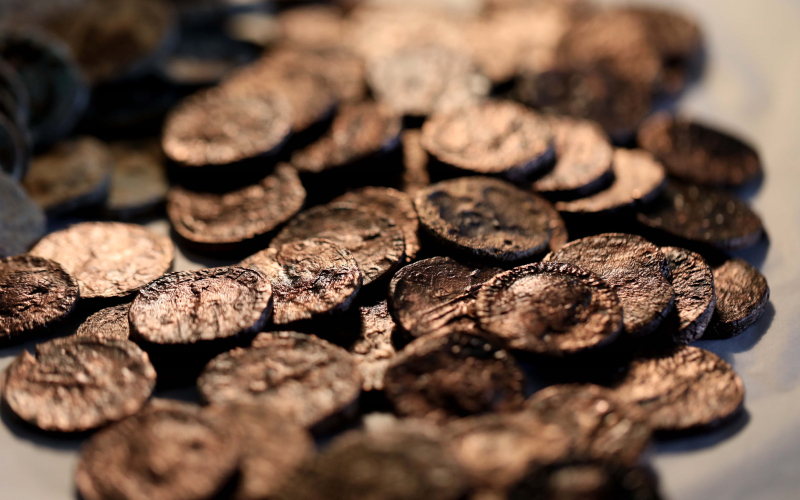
695, 302, 775, 361
652, 407, 750, 453
0, 400, 88, 451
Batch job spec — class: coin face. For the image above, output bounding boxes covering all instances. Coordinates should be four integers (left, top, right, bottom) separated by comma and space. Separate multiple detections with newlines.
661, 246, 716, 343
348, 300, 398, 391
31, 222, 174, 299
1, 336, 156, 432
708, 258, 770, 339
76, 303, 131, 341
0, 171, 45, 258
106, 140, 169, 219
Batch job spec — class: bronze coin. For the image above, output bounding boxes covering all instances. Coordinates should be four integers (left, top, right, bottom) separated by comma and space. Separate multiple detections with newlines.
555, 148, 666, 215
348, 300, 398, 391
106, 140, 169, 219
197, 331, 362, 428
400, 129, 431, 194
476, 262, 624, 355
707, 258, 770, 339
414, 177, 563, 263
30, 222, 174, 299
0, 171, 46, 258
1, 336, 156, 432
75, 400, 239, 500
0, 255, 79, 342
661, 246, 716, 343
276, 5, 346, 50
609, 345, 744, 432
546, 233, 675, 337
239, 239, 362, 325
638, 114, 762, 187
271, 202, 406, 286
76, 303, 131, 341
167, 164, 306, 248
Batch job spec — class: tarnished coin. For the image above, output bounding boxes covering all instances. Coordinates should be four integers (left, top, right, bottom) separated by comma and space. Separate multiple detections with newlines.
414, 177, 563, 263
23, 136, 113, 215
0, 171, 45, 257
0, 111, 29, 180
1, 336, 156, 432
555, 149, 666, 215
75, 400, 239, 500
106, 140, 169, 219
638, 114, 762, 187
421, 100, 555, 181
636, 182, 765, 251
130, 267, 272, 345
661, 246, 716, 343
546, 234, 675, 337
167, 164, 305, 249
708, 259, 770, 339
609, 345, 745, 432
198, 331, 362, 428
240, 239, 362, 325
400, 129, 431, 194
276, 5, 346, 50
349, 300, 398, 391
30, 222, 174, 299
388, 256, 501, 338
271, 203, 405, 286
475, 262, 623, 355
0, 255, 79, 343
76, 303, 131, 341
383, 328, 527, 424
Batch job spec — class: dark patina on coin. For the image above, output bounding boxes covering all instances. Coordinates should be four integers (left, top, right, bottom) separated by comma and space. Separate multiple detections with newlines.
198, 331, 362, 428
107, 140, 169, 219
546, 234, 675, 337
415, 177, 564, 263
661, 246, 716, 343
31, 222, 174, 300
2, 336, 156, 432
349, 300, 398, 391
0, 171, 45, 258
707, 258, 769, 339
76, 303, 131, 341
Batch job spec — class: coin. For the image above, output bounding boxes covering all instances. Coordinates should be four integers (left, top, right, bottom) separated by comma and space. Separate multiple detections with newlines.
414, 177, 563, 263
400, 129, 431, 194
106, 140, 169, 219
197, 331, 362, 428
0, 106, 29, 180
0, 170, 45, 258
349, 300, 398, 391
638, 114, 762, 187
661, 246, 716, 343
1, 336, 156, 432
546, 233, 675, 337
130, 267, 273, 345
276, 5, 346, 50
30, 222, 174, 299
240, 239, 362, 325
475, 262, 624, 355
0, 255, 79, 343
271, 203, 406, 286
707, 258, 770, 339
75, 303, 131, 341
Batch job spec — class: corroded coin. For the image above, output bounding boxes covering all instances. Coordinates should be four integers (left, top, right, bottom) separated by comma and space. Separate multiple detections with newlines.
546, 234, 674, 337
400, 129, 431, 194
0, 171, 45, 258
76, 303, 131, 341
271, 203, 405, 286
1, 336, 156, 432
348, 300, 397, 391
661, 246, 716, 343
30, 222, 174, 299
476, 262, 624, 355
708, 258, 770, 339
0, 255, 79, 343
239, 239, 362, 325
106, 140, 169, 219
197, 331, 362, 428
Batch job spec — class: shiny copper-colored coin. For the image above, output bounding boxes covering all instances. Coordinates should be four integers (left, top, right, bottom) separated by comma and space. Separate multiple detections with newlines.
107, 140, 169, 219
348, 300, 398, 391
708, 258, 770, 339
0, 171, 46, 258
661, 246, 716, 343
76, 303, 131, 341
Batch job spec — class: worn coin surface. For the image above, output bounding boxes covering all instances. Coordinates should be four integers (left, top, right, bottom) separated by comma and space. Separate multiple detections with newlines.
76, 303, 131, 341
661, 246, 716, 343
1, 336, 156, 432
107, 140, 169, 219
708, 258, 770, 339
31, 222, 174, 299
348, 300, 397, 391
0, 171, 46, 258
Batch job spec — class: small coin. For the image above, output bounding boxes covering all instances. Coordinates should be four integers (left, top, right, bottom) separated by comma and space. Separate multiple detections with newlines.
476, 262, 624, 355
76, 303, 131, 341
0, 105, 29, 180
414, 177, 563, 263
555, 148, 666, 215
0, 255, 79, 342
75, 400, 239, 500
167, 164, 305, 249
240, 239, 362, 325
271, 203, 405, 286
106, 140, 169, 219
707, 258, 769, 339
276, 5, 346, 50
546, 233, 675, 337
198, 331, 362, 428
661, 246, 716, 343
388, 256, 501, 338
1, 336, 156, 432
638, 114, 761, 187
30, 222, 174, 299
400, 129, 431, 194
348, 300, 398, 391
0, 170, 45, 258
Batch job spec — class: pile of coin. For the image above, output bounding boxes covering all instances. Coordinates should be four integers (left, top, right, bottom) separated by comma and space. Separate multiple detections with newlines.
0, 1, 771, 499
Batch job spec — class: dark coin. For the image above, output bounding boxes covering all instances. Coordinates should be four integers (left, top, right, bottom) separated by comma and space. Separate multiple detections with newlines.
400, 129, 431, 194
707, 258, 770, 339
130, 267, 273, 345
383, 328, 527, 424
1, 336, 156, 432
0, 255, 79, 342
0, 171, 45, 257
475, 262, 624, 355
349, 300, 398, 391
239, 239, 362, 325
420, 100, 555, 181
555, 148, 666, 215
271, 203, 405, 286
661, 246, 716, 343
0, 105, 29, 180
22, 136, 112, 215
545, 233, 675, 337
167, 164, 306, 249
414, 177, 563, 263
636, 182, 765, 251
276, 5, 346, 50
31, 222, 175, 299
638, 114, 762, 187
609, 345, 745, 432
75, 400, 239, 500
76, 303, 131, 341
106, 140, 169, 219
198, 331, 362, 428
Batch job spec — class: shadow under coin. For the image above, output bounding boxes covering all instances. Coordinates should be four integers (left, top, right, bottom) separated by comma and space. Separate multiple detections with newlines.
653, 407, 750, 454
696, 302, 776, 362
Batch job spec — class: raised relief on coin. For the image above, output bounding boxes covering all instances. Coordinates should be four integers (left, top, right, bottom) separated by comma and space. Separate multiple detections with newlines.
661, 246, 716, 343
106, 140, 169, 219
707, 258, 769, 339
76, 303, 131, 341
349, 300, 398, 391
0, 171, 45, 257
